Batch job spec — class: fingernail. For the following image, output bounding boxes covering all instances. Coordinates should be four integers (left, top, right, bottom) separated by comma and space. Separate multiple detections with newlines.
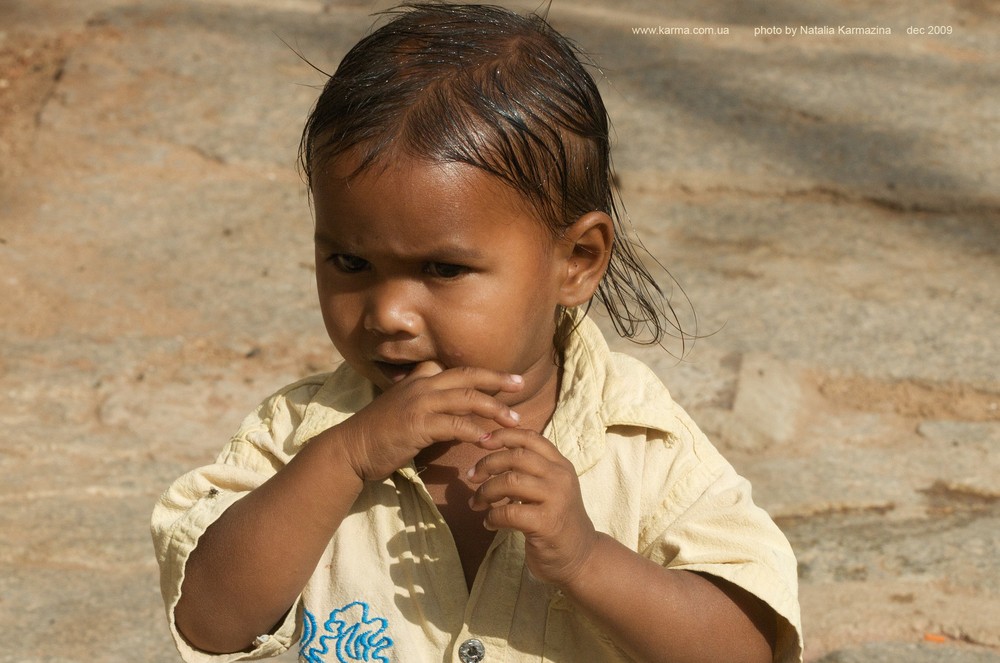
479, 432, 492, 442
509, 410, 521, 423
466, 467, 475, 478
510, 374, 524, 384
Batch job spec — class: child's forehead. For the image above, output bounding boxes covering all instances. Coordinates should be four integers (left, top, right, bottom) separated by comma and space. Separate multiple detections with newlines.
315, 152, 542, 221
312, 154, 558, 256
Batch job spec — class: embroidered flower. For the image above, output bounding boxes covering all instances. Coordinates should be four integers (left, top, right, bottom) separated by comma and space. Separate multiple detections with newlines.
300, 602, 393, 663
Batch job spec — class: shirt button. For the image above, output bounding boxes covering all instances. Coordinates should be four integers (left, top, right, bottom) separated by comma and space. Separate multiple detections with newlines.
458, 638, 486, 663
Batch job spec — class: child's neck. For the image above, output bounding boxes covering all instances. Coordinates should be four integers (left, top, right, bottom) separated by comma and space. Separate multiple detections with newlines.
507, 350, 563, 434
509, 371, 560, 434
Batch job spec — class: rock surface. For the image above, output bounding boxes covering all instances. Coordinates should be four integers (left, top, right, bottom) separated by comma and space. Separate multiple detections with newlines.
0, 1, 997, 661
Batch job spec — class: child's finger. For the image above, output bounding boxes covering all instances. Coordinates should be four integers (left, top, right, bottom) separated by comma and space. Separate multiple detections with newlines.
474, 427, 566, 463
421, 414, 499, 447
466, 444, 549, 483
468, 471, 548, 511
407, 360, 446, 379
480, 501, 544, 534
428, 387, 521, 428
420, 365, 525, 396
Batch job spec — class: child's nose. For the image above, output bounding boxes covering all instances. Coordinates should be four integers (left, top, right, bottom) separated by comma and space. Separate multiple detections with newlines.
363, 278, 420, 336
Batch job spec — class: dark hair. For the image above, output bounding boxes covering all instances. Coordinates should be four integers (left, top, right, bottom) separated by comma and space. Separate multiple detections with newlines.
299, 2, 693, 350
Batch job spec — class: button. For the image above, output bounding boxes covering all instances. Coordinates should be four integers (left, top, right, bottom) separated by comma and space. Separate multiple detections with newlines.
458, 638, 486, 663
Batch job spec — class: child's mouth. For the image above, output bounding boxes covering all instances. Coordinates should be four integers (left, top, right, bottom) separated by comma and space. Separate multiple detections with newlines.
374, 360, 419, 383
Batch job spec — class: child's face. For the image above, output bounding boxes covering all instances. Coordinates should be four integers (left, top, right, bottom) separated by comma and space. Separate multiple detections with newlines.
313, 156, 569, 403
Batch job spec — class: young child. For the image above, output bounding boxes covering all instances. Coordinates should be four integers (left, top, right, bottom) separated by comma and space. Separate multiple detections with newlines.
152, 4, 802, 662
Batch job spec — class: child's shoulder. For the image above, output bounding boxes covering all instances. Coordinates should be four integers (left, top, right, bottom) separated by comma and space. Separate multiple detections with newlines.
259, 372, 334, 410
253, 362, 364, 419
232, 364, 369, 453
600, 350, 689, 432
568, 318, 694, 439
606, 349, 673, 397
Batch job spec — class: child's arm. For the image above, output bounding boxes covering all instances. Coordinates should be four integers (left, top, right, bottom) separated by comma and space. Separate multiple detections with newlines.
552, 535, 776, 663
174, 364, 523, 654
174, 421, 363, 653
468, 429, 777, 663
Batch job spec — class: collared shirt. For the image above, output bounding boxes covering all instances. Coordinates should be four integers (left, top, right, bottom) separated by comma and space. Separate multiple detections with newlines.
152, 317, 803, 663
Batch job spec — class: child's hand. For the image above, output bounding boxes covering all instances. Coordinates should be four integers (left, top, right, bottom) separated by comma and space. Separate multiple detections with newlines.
466, 429, 599, 588
335, 362, 524, 482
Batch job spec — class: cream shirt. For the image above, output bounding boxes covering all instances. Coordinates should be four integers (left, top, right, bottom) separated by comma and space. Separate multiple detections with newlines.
152, 317, 803, 663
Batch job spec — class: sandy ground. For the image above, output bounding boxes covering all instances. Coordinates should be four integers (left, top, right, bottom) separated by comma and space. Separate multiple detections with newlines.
1, 1, 998, 662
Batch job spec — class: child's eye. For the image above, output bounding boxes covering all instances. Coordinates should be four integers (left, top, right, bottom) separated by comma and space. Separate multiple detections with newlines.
329, 254, 370, 273
425, 262, 467, 279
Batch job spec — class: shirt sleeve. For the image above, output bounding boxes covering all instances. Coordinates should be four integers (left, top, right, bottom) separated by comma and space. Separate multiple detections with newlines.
150, 378, 323, 662
638, 413, 804, 663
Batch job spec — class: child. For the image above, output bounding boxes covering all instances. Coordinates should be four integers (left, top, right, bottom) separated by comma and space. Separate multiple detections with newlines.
152, 4, 802, 662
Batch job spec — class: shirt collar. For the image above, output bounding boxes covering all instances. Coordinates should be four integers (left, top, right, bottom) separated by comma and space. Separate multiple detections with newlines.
547, 314, 677, 474
291, 365, 374, 448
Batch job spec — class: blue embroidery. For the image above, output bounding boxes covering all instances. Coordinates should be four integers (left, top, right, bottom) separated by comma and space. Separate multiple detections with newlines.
300, 602, 393, 663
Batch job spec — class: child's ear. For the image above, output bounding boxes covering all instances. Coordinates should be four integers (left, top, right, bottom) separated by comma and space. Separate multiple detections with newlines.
558, 211, 614, 307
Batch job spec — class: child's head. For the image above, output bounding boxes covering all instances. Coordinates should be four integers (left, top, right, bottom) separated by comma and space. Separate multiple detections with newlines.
301, 3, 685, 373
300, 3, 610, 234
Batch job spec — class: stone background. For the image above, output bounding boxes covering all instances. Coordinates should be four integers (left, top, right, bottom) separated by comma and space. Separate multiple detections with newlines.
0, 1, 997, 661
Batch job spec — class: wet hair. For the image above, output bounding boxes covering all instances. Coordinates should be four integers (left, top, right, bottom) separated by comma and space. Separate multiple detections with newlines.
299, 2, 693, 351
